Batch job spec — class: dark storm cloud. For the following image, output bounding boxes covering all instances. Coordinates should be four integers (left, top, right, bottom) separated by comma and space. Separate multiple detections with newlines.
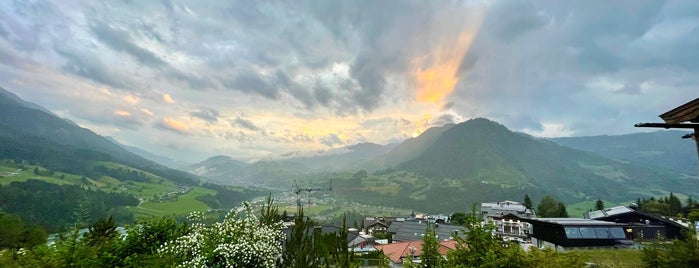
55, 46, 132, 89
91, 21, 167, 68
223, 71, 279, 100
190, 107, 219, 123
450, 0, 699, 136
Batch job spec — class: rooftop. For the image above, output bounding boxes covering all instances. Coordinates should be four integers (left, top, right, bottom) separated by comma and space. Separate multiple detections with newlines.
375, 240, 457, 264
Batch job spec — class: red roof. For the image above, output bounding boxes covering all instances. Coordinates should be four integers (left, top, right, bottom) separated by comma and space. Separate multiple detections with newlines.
374, 240, 458, 264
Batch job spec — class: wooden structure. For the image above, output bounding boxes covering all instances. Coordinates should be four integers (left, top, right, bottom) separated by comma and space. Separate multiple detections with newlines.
635, 97, 699, 171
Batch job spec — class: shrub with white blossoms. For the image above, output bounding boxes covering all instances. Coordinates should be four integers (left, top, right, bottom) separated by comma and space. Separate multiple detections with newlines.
159, 203, 284, 268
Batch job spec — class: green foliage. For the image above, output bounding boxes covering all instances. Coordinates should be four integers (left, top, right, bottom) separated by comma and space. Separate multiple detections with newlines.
447, 205, 583, 268
536, 196, 568, 217
523, 194, 533, 210
595, 199, 605, 211
281, 208, 357, 267
638, 193, 684, 217
0, 179, 138, 232
420, 223, 443, 267
450, 212, 468, 225
642, 233, 699, 268
0, 211, 47, 250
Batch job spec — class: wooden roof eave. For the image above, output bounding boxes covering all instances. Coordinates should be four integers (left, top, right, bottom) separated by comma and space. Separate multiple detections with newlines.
659, 98, 699, 124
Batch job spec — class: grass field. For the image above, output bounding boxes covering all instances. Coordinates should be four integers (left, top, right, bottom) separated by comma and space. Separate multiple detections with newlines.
0, 161, 220, 219
568, 249, 644, 268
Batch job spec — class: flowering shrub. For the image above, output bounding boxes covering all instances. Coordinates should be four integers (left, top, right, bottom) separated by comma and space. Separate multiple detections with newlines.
159, 203, 284, 267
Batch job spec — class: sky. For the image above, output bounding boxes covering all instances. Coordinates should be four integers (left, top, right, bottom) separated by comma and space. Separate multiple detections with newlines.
1, 0, 698, 163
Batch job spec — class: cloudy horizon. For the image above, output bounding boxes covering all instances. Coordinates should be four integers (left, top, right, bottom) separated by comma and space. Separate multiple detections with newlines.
1, 0, 697, 163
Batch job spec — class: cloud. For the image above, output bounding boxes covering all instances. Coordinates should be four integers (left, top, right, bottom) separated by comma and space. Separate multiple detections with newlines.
190, 107, 219, 123
233, 116, 260, 131
114, 110, 132, 117
140, 108, 154, 117
320, 133, 343, 147
123, 94, 140, 104
157, 117, 189, 134
2, 0, 699, 161
163, 93, 175, 104
91, 21, 167, 68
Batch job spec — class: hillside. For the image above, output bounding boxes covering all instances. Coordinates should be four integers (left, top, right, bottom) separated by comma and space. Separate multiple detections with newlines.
393, 118, 699, 203
551, 131, 697, 175
0, 87, 198, 185
188, 143, 392, 185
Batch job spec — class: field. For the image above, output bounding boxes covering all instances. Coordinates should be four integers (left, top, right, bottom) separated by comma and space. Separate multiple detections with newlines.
0, 161, 218, 219
568, 249, 644, 268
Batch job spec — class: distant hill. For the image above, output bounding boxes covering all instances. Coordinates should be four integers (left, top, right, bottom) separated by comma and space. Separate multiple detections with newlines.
187, 142, 391, 185
0, 86, 198, 185
105, 136, 189, 169
279, 142, 392, 171
551, 131, 697, 176
387, 118, 699, 203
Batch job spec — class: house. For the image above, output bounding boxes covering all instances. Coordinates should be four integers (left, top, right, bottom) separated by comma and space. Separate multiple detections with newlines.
387, 221, 466, 242
481, 201, 535, 243
281, 224, 377, 253
363, 216, 400, 234
524, 218, 631, 250
584, 206, 687, 240
375, 240, 457, 266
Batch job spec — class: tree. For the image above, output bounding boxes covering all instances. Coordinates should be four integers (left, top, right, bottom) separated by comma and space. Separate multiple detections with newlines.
557, 202, 569, 217
449, 212, 467, 225
0, 211, 47, 250
536, 196, 567, 217
523, 194, 533, 210
420, 223, 443, 268
595, 199, 605, 211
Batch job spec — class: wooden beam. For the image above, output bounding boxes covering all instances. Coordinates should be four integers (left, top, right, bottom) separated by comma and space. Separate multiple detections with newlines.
634, 123, 699, 129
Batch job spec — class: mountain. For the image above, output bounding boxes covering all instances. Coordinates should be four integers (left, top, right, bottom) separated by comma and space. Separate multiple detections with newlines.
0, 87, 198, 185
389, 118, 699, 203
187, 142, 391, 185
105, 136, 189, 169
369, 123, 454, 169
188, 155, 249, 184
279, 142, 392, 171
551, 131, 697, 175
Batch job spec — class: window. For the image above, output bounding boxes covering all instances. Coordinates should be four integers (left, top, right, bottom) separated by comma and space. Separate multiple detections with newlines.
579, 227, 597, 238
609, 228, 626, 239
565, 227, 581, 238
595, 227, 613, 239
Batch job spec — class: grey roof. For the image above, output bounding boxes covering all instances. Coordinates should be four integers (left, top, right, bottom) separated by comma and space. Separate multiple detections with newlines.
533, 218, 622, 226
584, 206, 635, 219
387, 221, 467, 242
481, 201, 535, 218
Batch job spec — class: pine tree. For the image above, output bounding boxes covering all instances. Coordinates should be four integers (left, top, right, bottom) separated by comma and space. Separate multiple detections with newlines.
523, 194, 533, 210
595, 199, 604, 211
420, 223, 443, 268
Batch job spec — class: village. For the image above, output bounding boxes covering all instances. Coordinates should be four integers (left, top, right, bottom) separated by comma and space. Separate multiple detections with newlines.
278, 199, 691, 266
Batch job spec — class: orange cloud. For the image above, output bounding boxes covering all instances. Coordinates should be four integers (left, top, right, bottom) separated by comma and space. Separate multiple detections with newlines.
123, 94, 140, 104
413, 13, 483, 105
162, 117, 189, 133
114, 110, 132, 117
163, 93, 175, 104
